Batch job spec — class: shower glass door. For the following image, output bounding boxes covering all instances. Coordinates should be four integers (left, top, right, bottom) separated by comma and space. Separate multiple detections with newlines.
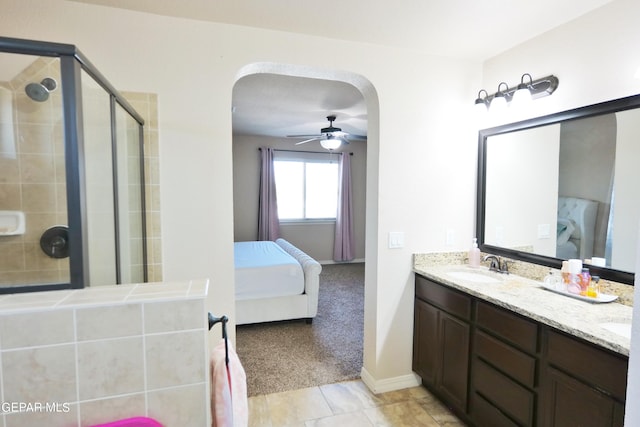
115, 103, 145, 284
0, 53, 70, 288
81, 69, 117, 286
0, 36, 147, 293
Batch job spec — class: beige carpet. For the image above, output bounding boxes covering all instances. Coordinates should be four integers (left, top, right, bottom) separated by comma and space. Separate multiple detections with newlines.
235, 263, 364, 396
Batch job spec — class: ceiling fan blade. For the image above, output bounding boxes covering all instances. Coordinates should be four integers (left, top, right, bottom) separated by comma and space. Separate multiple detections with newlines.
295, 137, 320, 145
286, 134, 322, 138
345, 134, 367, 141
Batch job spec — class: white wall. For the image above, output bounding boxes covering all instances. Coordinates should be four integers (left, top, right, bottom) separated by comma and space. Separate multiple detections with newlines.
1, 0, 480, 388
481, 0, 640, 421
627, 224, 640, 426
612, 110, 640, 271
482, 0, 640, 123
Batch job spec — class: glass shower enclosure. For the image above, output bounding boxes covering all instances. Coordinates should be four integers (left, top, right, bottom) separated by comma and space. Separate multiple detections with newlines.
0, 36, 147, 293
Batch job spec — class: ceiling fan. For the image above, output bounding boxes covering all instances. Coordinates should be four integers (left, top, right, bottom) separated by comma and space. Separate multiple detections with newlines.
287, 115, 366, 150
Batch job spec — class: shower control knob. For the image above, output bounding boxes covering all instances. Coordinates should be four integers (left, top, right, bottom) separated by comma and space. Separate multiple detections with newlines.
40, 226, 69, 259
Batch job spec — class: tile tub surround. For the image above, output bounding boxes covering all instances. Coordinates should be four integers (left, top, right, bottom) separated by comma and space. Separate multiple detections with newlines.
413, 261, 632, 356
0, 279, 209, 427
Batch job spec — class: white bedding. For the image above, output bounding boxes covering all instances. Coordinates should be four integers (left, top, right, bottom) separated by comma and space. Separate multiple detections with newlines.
234, 241, 305, 300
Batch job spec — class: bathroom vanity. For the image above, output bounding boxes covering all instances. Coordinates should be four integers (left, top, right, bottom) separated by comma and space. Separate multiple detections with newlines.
412, 264, 631, 427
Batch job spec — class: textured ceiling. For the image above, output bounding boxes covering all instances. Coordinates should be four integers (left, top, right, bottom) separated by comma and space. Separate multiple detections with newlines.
66, 0, 613, 143
232, 74, 366, 139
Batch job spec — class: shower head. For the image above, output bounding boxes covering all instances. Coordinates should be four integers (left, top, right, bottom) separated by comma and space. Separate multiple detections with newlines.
25, 77, 57, 102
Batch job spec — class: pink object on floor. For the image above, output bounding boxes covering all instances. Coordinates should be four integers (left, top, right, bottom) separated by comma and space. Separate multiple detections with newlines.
90, 417, 163, 427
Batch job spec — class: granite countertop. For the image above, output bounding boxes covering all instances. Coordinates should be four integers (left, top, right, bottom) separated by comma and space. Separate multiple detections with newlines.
413, 263, 633, 356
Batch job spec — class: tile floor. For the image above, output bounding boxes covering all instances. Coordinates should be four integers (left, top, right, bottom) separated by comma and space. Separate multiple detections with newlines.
248, 380, 467, 426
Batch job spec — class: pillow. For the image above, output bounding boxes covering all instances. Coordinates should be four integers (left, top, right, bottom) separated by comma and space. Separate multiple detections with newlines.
557, 218, 576, 245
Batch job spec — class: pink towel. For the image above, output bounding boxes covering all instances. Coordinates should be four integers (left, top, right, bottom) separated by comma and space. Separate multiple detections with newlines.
91, 417, 162, 427
210, 338, 248, 427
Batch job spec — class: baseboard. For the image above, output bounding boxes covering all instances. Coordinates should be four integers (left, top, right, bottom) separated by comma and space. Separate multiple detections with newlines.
360, 366, 422, 394
319, 258, 365, 265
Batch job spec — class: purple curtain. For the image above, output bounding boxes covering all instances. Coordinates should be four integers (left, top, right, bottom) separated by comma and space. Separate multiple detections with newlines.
334, 153, 355, 261
257, 147, 280, 241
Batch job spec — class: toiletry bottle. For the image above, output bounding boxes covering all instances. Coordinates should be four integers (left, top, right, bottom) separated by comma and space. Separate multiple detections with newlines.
591, 276, 601, 297
561, 261, 570, 287
586, 275, 599, 298
469, 238, 480, 268
579, 268, 591, 296
567, 259, 583, 294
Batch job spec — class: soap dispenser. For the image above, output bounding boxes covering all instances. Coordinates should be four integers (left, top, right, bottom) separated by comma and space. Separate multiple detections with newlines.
469, 238, 480, 268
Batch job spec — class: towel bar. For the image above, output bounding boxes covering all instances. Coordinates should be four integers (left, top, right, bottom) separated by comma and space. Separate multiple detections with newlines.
208, 312, 229, 366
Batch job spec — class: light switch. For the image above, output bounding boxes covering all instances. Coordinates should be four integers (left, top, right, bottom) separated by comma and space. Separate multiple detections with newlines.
538, 223, 551, 239
388, 232, 404, 249
446, 229, 455, 246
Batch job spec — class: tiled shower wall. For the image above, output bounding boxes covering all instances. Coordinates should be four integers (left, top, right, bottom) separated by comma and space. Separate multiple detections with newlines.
0, 279, 209, 426
0, 57, 162, 286
0, 57, 68, 285
122, 92, 163, 283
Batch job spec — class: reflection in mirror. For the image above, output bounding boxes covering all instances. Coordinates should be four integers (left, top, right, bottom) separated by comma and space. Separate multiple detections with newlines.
478, 94, 640, 285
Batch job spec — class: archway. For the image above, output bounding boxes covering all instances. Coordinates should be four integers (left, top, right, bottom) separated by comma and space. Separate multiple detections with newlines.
230, 62, 380, 393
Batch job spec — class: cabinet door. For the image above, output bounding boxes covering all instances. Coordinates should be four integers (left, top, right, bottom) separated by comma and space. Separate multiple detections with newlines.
413, 298, 439, 386
439, 311, 470, 411
544, 366, 623, 427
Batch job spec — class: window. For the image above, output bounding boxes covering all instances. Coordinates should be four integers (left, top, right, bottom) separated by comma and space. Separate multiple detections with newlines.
273, 152, 339, 221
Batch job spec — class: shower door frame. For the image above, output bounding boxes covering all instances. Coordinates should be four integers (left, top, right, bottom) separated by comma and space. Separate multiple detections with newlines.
0, 36, 148, 293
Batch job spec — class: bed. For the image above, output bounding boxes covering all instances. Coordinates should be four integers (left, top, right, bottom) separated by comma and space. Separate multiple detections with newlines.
234, 238, 322, 325
556, 196, 598, 260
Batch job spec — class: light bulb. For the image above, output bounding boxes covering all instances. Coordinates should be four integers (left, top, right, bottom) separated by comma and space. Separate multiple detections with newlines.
512, 86, 532, 107
512, 74, 533, 107
320, 137, 341, 150
490, 82, 509, 113
489, 95, 507, 113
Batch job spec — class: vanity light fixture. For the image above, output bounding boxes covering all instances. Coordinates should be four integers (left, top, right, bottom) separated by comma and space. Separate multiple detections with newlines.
474, 89, 490, 112
489, 82, 509, 112
475, 74, 559, 112
512, 73, 534, 106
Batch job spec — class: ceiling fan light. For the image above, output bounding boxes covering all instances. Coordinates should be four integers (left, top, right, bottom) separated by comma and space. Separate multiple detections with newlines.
320, 136, 342, 150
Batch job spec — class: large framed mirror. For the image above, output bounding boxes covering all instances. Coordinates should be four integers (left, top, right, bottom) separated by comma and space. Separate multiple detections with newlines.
477, 94, 640, 285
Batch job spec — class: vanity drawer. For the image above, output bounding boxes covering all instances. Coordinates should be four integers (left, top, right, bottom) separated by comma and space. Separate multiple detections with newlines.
546, 330, 628, 400
475, 330, 536, 388
470, 392, 519, 427
473, 358, 535, 427
476, 301, 538, 353
415, 275, 471, 320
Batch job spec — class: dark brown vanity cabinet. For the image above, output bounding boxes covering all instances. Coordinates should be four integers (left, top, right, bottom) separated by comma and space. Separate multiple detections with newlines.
413, 275, 471, 413
470, 302, 539, 427
413, 274, 629, 427
541, 330, 627, 427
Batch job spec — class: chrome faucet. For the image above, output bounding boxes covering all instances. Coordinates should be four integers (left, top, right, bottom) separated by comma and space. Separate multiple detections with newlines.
483, 255, 509, 274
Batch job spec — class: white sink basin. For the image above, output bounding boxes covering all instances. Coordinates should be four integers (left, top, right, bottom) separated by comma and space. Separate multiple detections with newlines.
599, 322, 632, 339
446, 271, 501, 283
